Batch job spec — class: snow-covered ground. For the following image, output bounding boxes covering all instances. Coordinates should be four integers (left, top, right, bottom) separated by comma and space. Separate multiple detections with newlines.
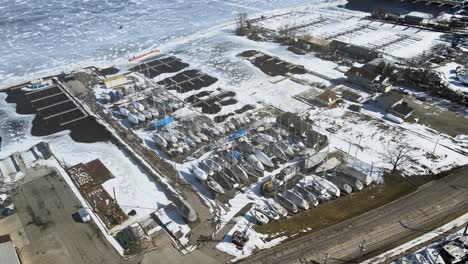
307, 102, 468, 176
253, 6, 445, 60
436, 62, 468, 94
48, 135, 172, 225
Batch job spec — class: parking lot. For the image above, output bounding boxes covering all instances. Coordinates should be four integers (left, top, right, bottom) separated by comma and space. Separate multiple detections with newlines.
7, 172, 136, 264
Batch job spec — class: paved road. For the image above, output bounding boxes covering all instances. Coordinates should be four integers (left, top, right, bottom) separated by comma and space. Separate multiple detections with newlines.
241, 166, 468, 264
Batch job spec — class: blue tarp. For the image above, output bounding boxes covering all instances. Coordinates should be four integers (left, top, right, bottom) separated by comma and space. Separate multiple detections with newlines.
228, 128, 245, 141
231, 150, 242, 159
153, 116, 174, 128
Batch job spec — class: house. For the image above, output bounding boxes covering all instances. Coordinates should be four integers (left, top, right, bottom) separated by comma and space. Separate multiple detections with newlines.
301, 36, 331, 52
104, 74, 128, 89
404, 15, 424, 25
316, 90, 338, 107
346, 64, 392, 93
342, 89, 364, 103
388, 101, 414, 119
330, 40, 380, 62
375, 91, 404, 111
277, 112, 328, 148
0, 235, 21, 264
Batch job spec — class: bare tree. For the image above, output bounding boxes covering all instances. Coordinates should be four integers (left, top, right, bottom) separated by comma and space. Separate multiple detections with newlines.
235, 13, 248, 36
382, 142, 413, 173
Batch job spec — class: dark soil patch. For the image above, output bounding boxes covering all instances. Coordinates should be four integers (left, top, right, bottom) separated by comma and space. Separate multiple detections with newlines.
130, 56, 189, 79
4, 89, 110, 143
157, 70, 217, 93
238, 50, 306, 77
97, 67, 120, 77
185, 91, 213, 104
201, 102, 222, 114
219, 98, 238, 106
234, 104, 256, 114
344, 0, 458, 16
214, 113, 235, 123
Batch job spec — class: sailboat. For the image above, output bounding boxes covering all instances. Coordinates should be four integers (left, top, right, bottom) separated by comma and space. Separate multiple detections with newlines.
268, 201, 288, 218
232, 165, 249, 183
277, 141, 295, 156
247, 154, 264, 171
252, 209, 270, 225
275, 193, 298, 213
153, 133, 168, 148
205, 178, 224, 195
295, 186, 319, 207
284, 190, 309, 210
190, 165, 208, 181
254, 149, 274, 168
309, 175, 340, 197
127, 113, 139, 125
256, 205, 279, 220
325, 175, 353, 194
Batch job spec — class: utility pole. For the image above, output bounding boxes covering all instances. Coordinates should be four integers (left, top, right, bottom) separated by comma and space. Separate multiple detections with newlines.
432, 138, 439, 156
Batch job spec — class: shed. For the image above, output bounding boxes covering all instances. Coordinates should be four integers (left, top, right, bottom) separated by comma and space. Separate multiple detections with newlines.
0, 235, 21, 264
104, 74, 128, 89
342, 89, 364, 103
404, 15, 424, 25
375, 91, 404, 110
389, 102, 414, 119
346, 65, 390, 93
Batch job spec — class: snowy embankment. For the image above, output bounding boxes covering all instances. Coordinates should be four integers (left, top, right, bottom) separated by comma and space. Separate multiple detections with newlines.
436, 62, 468, 94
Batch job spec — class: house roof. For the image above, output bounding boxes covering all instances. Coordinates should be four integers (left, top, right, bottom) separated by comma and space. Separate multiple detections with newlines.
317, 90, 338, 102
346, 64, 380, 81
342, 89, 363, 101
390, 102, 414, 116
377, 91, 404, 105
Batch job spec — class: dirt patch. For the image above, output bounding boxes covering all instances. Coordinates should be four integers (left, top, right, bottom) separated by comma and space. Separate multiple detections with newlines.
4, 88, 110, 143
130, 56, 189, 78
238, 50, 306, 77
157, 70, 217, 93
406, 97, 468, 137
97, 67, 120, 77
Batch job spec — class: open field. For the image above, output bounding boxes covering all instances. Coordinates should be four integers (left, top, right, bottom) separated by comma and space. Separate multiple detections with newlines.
406, 95, 468, 137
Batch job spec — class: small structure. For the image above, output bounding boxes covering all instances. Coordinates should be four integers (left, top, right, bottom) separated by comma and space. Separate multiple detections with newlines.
330, 40, 380, 62
316, 90, 338, 107
104, 74, 128, 89
388, 102, 414, 119
375, 91, 404, 111
346, 63, 392, 94
277, 112, 328, 148
440, 235, 468, 264
301, 36, 331, 52
0, 235, 21, 264
404, 14, 424, 25
342, 89, 364, 103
